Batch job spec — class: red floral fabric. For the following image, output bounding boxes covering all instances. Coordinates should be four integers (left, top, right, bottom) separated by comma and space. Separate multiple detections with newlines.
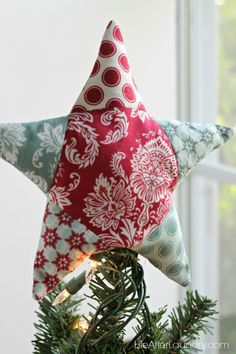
48, 107, 179, 251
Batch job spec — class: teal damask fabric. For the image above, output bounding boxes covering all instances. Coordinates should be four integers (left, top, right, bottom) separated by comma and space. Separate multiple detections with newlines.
158, 119, 234, 181
0, 116, 68, 192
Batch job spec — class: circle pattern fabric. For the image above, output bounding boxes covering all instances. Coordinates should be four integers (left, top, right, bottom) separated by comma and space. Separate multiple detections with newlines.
72, 21, 146, 112
133, 205, 191, 286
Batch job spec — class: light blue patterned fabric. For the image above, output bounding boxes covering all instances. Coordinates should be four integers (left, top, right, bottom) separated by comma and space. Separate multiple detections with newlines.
157, 119, 234, 181
132, 204, 191, 286
0, 116, 68, 192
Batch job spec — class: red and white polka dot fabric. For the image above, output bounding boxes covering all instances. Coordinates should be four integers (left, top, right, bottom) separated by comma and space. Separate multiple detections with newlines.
72, 20, 145, 112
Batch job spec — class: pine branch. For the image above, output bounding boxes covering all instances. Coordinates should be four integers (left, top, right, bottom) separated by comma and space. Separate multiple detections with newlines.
126, 306, 169, 354
33, 252, 218, 354
76, 249, 151, 354
32, 284, 83, 354
166, 291, 218, 353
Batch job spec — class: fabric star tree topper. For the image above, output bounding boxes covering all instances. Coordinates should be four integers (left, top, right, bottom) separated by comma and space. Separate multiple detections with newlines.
0, 20, 234, 300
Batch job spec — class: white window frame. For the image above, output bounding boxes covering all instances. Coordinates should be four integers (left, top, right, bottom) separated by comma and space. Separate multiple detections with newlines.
177, 1, 236, 353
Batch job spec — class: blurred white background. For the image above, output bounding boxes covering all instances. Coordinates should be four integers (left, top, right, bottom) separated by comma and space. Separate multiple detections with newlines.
0, 1, 178, 353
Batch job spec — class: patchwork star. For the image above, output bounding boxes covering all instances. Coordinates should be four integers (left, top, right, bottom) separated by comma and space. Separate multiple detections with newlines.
0, 20, 234, 300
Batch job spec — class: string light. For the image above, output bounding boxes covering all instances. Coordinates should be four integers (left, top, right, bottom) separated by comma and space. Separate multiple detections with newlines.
53, 260, 101, 306
78, 318, 89, 333
52, 289, 70, 306
71, 317, 89, 333
53, 271, 86, 306
86, 260, 101, 284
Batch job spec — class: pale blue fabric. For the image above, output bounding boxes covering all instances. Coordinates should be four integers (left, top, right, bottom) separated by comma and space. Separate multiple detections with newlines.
0, 116, 68, 192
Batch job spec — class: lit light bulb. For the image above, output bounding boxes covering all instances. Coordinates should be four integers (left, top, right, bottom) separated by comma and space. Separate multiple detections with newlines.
78, 318, 89, 333
52, 289, 71, 306
52, 261, 101, 305
71, 317, 81, 330
91, 260, 101, 270
86, 260, 101, 284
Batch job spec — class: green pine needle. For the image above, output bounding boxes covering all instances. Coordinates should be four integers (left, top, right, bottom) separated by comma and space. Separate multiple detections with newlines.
33, 251, 218, 354
32, 284, 83, 354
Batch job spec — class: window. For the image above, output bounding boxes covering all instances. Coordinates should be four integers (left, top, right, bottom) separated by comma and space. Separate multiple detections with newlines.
177, 1, 236, 353
218, 1, 236, 353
